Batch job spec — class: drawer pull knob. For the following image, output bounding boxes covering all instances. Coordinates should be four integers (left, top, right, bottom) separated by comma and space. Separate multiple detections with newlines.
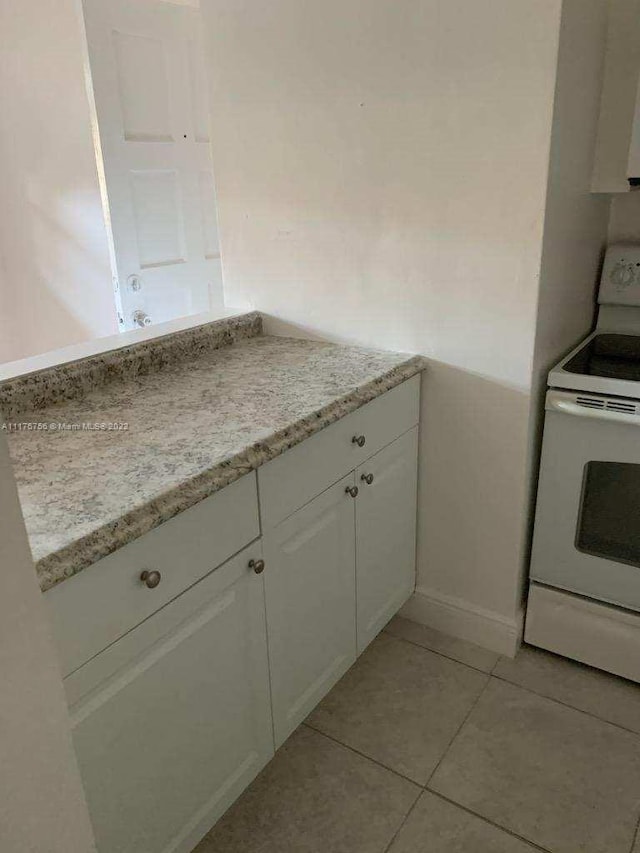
345, 485, 359, 498
361, 473, 374, 485
140, 570, 162, 589
352, 435, 366, 448
249, 559, 265, 575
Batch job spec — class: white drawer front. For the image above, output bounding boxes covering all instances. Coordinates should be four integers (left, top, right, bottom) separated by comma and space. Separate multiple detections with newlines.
258, 375, 420, 528
47, 472, 260, 677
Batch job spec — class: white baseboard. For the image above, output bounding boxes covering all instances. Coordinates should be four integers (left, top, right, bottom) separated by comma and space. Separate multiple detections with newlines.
399, 586, 524, 657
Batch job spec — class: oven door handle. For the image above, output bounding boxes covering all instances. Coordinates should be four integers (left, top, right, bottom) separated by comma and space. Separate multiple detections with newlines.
547, 391, 640, 426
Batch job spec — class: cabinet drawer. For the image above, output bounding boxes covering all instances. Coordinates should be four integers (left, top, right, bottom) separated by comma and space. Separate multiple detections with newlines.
47, 472, 260, 677
259, 375, 420, 528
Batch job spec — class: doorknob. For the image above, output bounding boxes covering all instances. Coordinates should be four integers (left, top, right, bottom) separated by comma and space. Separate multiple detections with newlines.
140, 569, 161, 589
361, 473, 374, 485
132, 309, 152, 328
345, 485, 359, 498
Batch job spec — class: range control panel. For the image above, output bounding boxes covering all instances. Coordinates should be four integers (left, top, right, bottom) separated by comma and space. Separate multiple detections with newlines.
599, 244, 640, 306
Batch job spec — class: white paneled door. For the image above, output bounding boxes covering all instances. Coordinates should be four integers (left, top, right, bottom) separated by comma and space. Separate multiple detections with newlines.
83, 0, 223, 330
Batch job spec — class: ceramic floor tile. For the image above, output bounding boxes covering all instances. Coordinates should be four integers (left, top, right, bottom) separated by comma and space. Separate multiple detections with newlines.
388, 791, 541, 853
385, 616, 500, 673
494, 643, 640, 734
430, 678, 640, 853
306, 633, 488, 784
194, 726, 419, 853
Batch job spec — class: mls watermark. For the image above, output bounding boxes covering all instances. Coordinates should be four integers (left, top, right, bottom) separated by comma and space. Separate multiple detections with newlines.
1, 422, 129, 432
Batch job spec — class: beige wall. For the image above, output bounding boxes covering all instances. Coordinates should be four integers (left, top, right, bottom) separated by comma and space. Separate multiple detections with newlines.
608, 193, 640, 242
202, 0, 564, 649
528, 0, 610, 543
533, 0, 610, 385
0, 0, 117, 364
0, 433, 96, 851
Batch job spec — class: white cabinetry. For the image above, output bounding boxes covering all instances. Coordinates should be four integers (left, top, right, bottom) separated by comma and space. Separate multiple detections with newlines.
258, 376, 420, 529
629, 78, 640, 182
591, 0, 640, 192
355, 427, 419, 653
46, 376, 422, 853
264, 475, 357, 746
48, 473, 259, 677
65, 543, 273, 853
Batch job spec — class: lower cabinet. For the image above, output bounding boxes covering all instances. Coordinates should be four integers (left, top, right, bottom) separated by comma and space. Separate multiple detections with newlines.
65, 543, 273, 853
54, 381, 422, 852
263, 474, 357, 747
355, 426, 419, 652
263, 428, 419, 745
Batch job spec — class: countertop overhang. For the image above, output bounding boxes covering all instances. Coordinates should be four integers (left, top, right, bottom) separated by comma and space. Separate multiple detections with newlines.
1, 314, 424, 592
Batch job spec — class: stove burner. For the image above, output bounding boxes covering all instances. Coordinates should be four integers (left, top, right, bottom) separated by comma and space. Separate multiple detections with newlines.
563, 334, 640, 382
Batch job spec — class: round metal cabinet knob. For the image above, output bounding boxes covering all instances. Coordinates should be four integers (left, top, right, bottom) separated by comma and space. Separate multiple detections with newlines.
352, 435, 366, 448
249, 559, 265, 575
345, 485, 359, 498
140, 569, 161, 589
361, 473, 374, 485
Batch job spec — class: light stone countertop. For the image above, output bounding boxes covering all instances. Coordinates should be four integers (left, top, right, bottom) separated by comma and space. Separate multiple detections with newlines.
2, 317, 424, 592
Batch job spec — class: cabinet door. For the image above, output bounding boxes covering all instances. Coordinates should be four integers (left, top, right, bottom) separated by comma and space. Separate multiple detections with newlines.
356, 427, 418, 653
264, 476, 357, 747
65, 544, 273, 853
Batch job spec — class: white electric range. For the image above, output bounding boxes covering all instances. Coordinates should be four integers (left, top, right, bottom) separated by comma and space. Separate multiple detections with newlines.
526, 244, 640, 682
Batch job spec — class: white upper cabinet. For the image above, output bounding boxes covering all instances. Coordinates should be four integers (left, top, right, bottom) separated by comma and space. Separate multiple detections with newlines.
628, 77, 640, 182
592, 0, 640, 192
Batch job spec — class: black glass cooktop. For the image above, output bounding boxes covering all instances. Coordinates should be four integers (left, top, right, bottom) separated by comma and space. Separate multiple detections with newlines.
563, 334, 640, 381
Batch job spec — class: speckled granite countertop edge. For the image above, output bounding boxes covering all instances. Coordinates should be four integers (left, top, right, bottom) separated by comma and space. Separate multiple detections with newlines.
36, 355, 425, 593
0, 311, 263, 421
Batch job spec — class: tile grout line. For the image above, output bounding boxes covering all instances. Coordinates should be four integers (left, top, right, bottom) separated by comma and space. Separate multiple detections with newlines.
425, 789, 554, 853
380, 788, 423, 853
423, 674, 491, 790
301, 722, 423, 788
490, 671, 640, 739
385, 630, 640, 741
629, 809, 640, 853
382, 628, 498, 676
307, 632, 640, 853
386, 635, 640, 852
292, 720, 592, 853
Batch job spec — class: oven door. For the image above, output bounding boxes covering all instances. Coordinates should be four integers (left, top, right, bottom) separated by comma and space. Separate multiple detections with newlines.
531, 390, 640, 612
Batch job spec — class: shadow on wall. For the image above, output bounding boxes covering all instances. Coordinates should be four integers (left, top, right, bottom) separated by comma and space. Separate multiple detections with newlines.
0, 191, 112, 365
415, 360, 532, 624
263, 307, 534, 629
0, 125, 116, 364
0, 0, 117, 366
264, 333, 559, 628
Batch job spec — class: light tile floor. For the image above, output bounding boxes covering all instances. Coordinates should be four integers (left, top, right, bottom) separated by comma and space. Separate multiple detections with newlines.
194, 615, 640, 853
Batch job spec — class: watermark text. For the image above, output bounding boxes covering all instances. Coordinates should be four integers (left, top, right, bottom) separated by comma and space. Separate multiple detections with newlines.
1, 422, 129, 433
